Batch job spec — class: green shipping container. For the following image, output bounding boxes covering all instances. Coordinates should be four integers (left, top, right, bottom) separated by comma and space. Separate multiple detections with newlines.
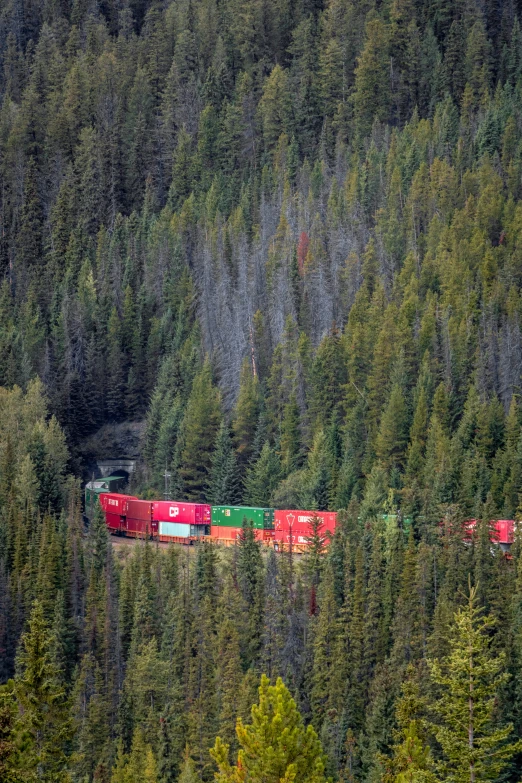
211, 506, 275, 530
84, 475, 126, 518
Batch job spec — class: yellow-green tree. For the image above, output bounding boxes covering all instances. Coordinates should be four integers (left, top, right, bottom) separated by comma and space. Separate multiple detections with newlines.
210, 675, 328, 783
111, 729, 158, 783
428, 581, 522, 783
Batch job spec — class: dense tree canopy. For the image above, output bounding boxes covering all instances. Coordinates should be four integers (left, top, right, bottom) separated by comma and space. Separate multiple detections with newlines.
3, 0, 522, 780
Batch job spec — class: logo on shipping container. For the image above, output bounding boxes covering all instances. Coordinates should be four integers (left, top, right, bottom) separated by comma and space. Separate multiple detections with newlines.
298, 515, 312, 524
285, 513, 295, 527
285, 535, 308, 544
108, 499, 118, 506
169, 507, 179, 518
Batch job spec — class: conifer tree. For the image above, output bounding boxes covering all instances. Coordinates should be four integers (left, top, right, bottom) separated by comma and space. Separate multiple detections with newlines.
15, 600, 72, 783
0, 682, 21, 783
382, 667, 436, 783
311, 563, 339, 727
304, 513, 329, 589
428, 581, 522, 783
353, 16, 390, 139
210, 675, 328, 783
243, 441, 281, 506
232, 359, 260, 470
207, 421, 242, 505
111, 729, 159, 783
280, 395, 302, 476
180, 361, 221, 500
177, 749, 200, 783
237, 522, 264, 666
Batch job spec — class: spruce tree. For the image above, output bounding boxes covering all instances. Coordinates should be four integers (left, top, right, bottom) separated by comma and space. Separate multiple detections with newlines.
243, 441, 281, 506
428, 581, 522, 783
382, 667, 436, 783
210, 675, 328, 783
0, 682, 21, 783
15, 600, 72, 783
180, 361, 221, 501
207, 421, 242, 505
232, 359, 260, 470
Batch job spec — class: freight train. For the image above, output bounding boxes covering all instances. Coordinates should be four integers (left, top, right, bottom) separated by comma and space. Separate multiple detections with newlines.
86, 484, 518, 553
88, 488, 337, 551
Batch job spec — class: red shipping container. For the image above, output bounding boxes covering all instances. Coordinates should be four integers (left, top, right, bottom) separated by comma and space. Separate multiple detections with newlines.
275, 530, 317, 547
495, 520, 514, 545
209, 526, 269, 543
124, 498, 153, 521
152, 501, 211, 525
211, 525, 242, 541
125, 517, 151, 537
100, 493, 136, 515
274, 510, 336, 539
104, 511, 123, 532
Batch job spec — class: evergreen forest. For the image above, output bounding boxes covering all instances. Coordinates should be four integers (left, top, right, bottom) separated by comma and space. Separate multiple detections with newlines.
4, 0, 522, 779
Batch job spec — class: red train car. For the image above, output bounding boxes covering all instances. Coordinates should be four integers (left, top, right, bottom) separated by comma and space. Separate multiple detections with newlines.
100, 492, 136, 516
122, 498, 156, 538
274, 509, 337, 548
152, 501, 211, 527
209, 526, 270, 545
495, 520, 515, 546
105, 512, 123, 533
460, 518, 516, 554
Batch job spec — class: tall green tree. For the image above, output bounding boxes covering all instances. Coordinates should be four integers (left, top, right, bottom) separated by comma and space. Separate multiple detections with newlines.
428, 581, 522, 783
14, 600, 72, 783
180, 361, 221, 500
210, 675, 328, 783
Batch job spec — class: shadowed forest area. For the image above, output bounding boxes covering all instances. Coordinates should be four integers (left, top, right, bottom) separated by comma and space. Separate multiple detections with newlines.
3, 0, 522, 780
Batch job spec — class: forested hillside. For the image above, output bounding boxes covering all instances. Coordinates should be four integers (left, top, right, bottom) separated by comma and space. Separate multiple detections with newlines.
3, 0, 522, 512
4, 0, 522, 780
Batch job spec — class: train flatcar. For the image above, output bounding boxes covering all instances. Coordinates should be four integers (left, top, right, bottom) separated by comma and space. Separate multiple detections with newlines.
93, 486, 519, 556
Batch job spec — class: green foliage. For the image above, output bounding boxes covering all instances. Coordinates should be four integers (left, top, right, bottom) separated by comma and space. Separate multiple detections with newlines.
243, 441, 281, 506
207, 421, 242, 505
210, 675, 329, 783
14, 600, 73, 783
180, 361, 221, 500
2, 4, 522, 783
111, 729, 159, 783
428, 581, 522, 783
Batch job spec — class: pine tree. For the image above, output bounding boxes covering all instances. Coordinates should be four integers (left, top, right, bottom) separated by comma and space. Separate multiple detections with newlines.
382, 666, 436, 783
186, 594, 218, 776
428, 581, 522, 783
210, 675, 328, 783
280, 395, 302, 477
111, 729, 159, 783
15, 600, 72, 783
353, 15, 390, 139
232, 359, 260, 470
0, 682, 21, 783
180, 361, 221, 500
311, 564, 339, 727
177, 749, 200, 783
207, 421, 242, 505
243, 441, 281, 506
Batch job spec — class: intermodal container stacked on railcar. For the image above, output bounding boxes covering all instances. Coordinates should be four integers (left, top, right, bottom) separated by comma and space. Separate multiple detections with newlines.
100, 492, 137, 532
123, 498, 155, 538
274, 510, 337, 550
210, 506, 275, 543
464, 518, 516, 553
153, 501, 211, 541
